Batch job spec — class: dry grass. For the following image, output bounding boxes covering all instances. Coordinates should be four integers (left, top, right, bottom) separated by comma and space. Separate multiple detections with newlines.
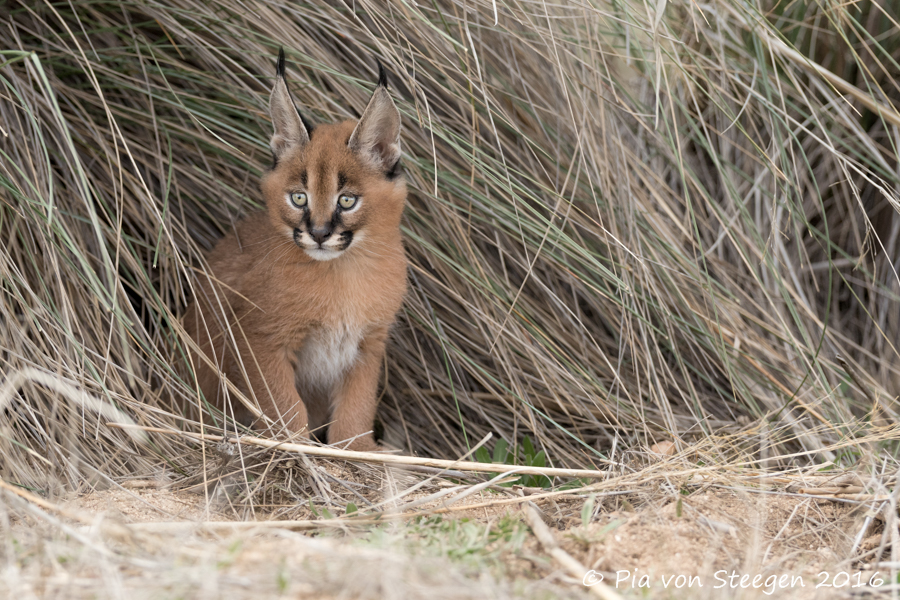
1, 438, 897, 598
1, 0, 900, 596
1, 0, 898, 471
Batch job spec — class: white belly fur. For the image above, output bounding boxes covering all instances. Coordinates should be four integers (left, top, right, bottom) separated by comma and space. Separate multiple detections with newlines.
295, 323, 363, 394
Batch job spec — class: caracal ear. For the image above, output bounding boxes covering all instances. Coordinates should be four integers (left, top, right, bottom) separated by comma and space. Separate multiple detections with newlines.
269, 48, 312, 162
348, 62, 401, 177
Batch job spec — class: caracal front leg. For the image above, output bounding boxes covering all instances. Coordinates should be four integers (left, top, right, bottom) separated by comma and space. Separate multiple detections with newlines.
328, 327, 388, 451
234, 336, 310, 436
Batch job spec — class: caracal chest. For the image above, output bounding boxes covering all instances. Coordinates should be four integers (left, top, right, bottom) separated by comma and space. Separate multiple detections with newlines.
282, 261, 401, 393
294, 320, 364, 392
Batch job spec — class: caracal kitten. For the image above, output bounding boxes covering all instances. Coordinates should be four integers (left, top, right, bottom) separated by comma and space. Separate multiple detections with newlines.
184, 49, 407, 451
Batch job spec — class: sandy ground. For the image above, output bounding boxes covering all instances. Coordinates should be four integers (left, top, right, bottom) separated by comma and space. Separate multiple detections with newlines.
2, 461, 887, 600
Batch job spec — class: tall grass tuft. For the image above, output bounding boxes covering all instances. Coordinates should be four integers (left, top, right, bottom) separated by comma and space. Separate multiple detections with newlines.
1, 0, 898, 488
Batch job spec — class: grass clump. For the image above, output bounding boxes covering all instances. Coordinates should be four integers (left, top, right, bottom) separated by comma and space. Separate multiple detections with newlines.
0, 0, 898, 496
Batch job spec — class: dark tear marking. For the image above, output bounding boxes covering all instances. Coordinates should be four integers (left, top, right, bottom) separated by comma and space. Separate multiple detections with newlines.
329, 207, 344, 231
301, 209, 311, 231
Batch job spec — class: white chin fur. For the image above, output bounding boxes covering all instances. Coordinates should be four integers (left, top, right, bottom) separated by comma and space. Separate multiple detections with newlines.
304, 248, 342, 261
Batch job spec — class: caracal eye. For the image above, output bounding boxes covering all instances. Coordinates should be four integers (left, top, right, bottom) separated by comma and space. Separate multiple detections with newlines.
338, 194, 358, 210
289, 192, 308, 208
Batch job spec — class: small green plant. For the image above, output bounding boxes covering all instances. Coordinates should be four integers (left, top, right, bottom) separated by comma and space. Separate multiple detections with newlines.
489, 513, 528, 551
581, 494, 596, 527
475, 435, 553, 488
558, 477, 592, 490
568, 515, 624, 546
834, 449, 862, 467
307, 499, 334, 519
216, 539, 243, 570
403, 512, 528, 568
276, 560, 289, 593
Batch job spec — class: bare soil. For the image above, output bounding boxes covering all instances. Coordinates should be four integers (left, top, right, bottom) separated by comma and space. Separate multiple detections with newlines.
19, 465, 886, 600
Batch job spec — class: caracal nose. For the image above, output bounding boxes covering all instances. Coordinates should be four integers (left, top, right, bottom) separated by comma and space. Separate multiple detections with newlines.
309, 226, 333, 245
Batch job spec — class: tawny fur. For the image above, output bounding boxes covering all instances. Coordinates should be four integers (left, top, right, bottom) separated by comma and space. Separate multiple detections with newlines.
183, 55, 407, 451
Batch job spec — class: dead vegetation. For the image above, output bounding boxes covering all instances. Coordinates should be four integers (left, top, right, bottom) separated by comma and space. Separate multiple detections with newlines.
1, 0, 899, 596
1, 438, 897, 599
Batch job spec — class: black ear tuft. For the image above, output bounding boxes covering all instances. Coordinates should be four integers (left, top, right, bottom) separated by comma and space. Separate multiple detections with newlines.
276, 47, 286, 78
274, 48, 314, 138
269, 48, 311, 158
376, 59, 389, 89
